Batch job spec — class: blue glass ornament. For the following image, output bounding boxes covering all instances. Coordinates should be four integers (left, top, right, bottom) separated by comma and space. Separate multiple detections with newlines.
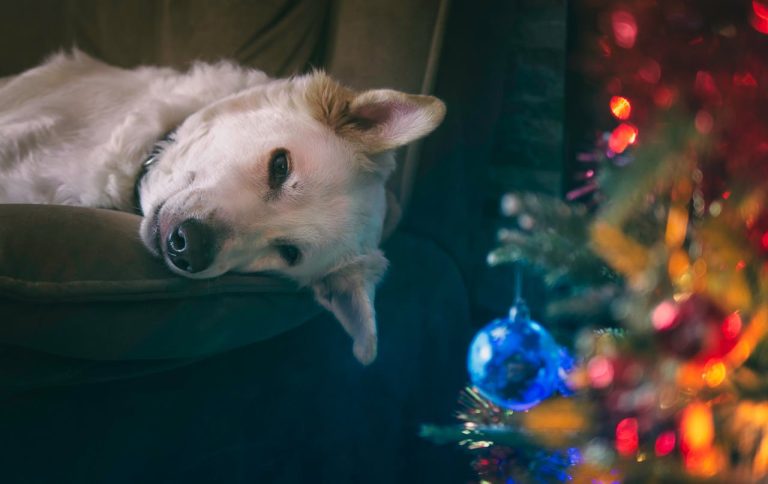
467, 299, 564, 410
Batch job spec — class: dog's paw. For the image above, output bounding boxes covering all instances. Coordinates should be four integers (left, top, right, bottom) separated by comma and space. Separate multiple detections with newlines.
353, 334, 377, 365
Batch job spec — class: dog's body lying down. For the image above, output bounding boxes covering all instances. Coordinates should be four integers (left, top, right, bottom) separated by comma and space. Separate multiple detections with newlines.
0, 50, 445, 363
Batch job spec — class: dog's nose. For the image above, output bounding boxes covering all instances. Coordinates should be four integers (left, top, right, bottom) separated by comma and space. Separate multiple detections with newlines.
166, 219, 216, 273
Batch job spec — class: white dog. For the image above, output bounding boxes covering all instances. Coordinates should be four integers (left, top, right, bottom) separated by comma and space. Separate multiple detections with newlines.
0, 50, 445, 364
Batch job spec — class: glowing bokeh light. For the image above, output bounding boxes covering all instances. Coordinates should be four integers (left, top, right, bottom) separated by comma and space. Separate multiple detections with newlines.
733, 72, 758, 87
609, 96, 632, 120
702, 359, 727, 387
611, 10, 638, 48
654, 86, 676, 108
615, 417, 639, 456
695, 71, 718, 98
655, 431, 676, 457
608, 123, 638, 154
684, 447, 724, 478
638, 59, 661, 84
754, 1, 768, 20
751, 12, 768, 34
680, 402, 714, 453
695, 110, 714, 134
587, 355, 615, 388
652, 300, 679, 330
722, 312, 742, 339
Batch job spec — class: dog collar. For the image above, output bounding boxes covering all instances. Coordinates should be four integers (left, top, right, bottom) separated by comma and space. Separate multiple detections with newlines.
133, 129, 176, 215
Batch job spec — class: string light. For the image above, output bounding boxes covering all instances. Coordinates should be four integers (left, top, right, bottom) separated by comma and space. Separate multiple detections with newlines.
608, 123, 638, 154
615, 417, 639, 456
680, 402, 713, 453
655, 431, 676, 457
609, 96, 632, 120
702, 359, 727, 387
611, 10, 637, 48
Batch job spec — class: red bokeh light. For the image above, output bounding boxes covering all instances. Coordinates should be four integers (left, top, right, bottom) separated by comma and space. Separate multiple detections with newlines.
655, 431, 677, 457
616, 417, 639, 456
733, 72, 758, 87
751, 12, 768, 34
754, 1, 768, 21
608, 123, 638, 154
722, 313, 743, 339
695, 71, 718, 98
612, 10, 638, 48
654, 86, 676, 108
638, 59, 661, 84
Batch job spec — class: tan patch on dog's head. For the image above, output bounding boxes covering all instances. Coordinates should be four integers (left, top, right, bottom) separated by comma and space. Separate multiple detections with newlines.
304, 71, 356, 133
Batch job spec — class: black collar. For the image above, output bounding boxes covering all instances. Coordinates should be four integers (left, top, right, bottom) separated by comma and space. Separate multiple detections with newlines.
133, 129, 176, 215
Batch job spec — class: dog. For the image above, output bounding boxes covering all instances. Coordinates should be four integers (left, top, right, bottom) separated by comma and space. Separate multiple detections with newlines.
0, 50, 445, 364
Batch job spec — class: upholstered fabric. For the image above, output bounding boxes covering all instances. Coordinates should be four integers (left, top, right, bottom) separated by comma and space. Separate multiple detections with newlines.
0, 0, 329, 77
0, 204, 321, 360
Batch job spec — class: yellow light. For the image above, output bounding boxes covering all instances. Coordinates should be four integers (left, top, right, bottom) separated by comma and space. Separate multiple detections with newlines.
681, 402, 713, 452
668, 249, 690, 281
702, 359, 727, 387
665, 205, 690, 248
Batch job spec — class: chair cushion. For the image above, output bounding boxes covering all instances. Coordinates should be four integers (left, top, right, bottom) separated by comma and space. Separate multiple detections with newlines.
0, 204, 320, 360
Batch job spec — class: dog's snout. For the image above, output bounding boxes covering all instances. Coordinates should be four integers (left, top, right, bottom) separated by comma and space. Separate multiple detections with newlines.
166, 219, 216, 273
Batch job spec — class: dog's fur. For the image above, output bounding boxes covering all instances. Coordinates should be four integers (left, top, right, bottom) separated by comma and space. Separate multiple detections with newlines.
0, 51, 445, 364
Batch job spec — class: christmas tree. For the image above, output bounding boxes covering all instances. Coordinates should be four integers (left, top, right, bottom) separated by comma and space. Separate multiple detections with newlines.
423, 1, 768, 482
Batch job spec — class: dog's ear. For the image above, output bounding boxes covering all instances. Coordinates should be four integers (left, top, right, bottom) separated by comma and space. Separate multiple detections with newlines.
344, 89, 446, 153
311, 250, 388, 365
306, 72, 446, 154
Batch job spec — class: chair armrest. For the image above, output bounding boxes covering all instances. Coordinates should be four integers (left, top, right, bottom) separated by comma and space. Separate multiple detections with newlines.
0, 204, 320, 360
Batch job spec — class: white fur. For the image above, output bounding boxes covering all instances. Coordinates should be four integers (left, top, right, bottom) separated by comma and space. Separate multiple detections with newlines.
0, 50, 445, 364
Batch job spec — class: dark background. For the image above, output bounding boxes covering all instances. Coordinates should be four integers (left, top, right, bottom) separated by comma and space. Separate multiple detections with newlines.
405, 0, 570, 327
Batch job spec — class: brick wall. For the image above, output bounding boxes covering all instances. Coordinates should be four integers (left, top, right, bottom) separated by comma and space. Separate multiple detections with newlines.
475, 0, 568, 322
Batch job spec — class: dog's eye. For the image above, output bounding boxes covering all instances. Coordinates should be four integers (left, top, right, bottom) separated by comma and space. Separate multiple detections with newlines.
268, 149, 291, 189
277, 244, 301, 266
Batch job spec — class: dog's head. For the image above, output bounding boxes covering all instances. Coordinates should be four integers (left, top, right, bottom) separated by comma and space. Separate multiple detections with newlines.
138, 71, 445, 364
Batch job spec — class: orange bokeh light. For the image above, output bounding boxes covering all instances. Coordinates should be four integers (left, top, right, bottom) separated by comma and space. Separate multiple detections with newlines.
680, 402, 714, 453
609, 96, 632, 120
702, 359, 727, 387
684, 447, 724, 478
